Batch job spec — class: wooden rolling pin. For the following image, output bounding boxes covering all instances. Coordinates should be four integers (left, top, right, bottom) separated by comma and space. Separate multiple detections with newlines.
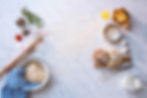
0, 36, 43, 76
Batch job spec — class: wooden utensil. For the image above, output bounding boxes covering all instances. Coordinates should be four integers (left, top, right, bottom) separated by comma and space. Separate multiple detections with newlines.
0, 36, 43, 76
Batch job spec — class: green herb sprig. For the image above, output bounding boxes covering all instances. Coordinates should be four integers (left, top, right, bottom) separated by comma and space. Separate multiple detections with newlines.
22, 8, 43, 28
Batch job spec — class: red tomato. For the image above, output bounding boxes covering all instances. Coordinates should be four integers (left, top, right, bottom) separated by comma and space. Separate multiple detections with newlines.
15, 34, 22, 42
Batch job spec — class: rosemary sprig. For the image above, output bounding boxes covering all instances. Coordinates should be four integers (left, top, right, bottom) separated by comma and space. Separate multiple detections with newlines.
22, 8, 43, 28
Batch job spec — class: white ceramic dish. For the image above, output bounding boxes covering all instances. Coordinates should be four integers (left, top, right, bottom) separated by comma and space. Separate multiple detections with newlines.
103, 23, 123, 44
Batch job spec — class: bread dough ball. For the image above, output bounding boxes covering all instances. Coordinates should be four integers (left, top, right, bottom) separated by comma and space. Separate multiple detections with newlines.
25, 61, 46, 83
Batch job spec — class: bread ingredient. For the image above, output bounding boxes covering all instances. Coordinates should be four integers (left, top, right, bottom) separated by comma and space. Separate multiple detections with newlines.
101, 11, 110, 20
104, 24, 123, 44
107, 49, 123, 68
93, 48, 131, 68
25, 61, 46, 83
113, 8, 131, 29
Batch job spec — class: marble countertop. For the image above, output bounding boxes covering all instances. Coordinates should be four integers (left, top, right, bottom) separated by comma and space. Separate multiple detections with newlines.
0, 0, 147, 98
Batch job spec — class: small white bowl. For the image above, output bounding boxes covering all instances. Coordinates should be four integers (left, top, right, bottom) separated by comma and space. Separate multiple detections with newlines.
103, 23, 123, 44
20, 57, 50, 92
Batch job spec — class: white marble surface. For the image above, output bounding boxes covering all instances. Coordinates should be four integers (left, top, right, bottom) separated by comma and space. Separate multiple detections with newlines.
0, 0, 147, 98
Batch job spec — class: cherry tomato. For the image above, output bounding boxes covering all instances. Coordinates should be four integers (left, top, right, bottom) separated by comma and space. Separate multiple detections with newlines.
15, 34, 22, 42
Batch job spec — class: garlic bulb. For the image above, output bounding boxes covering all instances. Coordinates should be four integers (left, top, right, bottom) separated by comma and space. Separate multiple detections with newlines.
121, 75, 144, 92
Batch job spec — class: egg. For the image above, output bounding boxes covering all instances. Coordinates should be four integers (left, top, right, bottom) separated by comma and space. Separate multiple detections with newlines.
113, 8, 130, 29
101, 11, 110, 20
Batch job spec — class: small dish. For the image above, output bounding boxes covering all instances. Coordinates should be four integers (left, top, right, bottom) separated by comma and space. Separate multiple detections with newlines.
103, 24, 123, 44
112, 8, 131, 29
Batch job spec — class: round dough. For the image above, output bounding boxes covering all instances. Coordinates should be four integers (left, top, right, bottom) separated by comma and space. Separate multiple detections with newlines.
25, 61, 46, 83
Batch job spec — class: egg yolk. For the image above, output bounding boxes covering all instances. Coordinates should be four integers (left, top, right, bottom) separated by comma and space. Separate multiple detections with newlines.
101, 11, 110, 20
117, 12, 127, 22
